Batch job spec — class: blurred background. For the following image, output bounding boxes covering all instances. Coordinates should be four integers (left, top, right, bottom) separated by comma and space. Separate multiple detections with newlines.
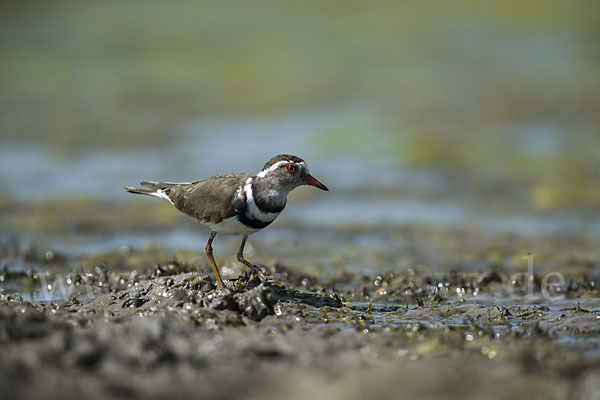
1, 0, 599, 261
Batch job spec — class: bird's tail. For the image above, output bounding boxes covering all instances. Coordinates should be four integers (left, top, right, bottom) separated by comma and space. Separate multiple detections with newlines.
124, 181, 175, 204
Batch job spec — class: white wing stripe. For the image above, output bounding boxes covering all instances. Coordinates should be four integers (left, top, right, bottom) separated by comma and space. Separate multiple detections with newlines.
149, 189, 174, 205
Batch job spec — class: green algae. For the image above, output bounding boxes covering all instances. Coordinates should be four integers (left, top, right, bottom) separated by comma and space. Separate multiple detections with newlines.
1, 197, 184, 236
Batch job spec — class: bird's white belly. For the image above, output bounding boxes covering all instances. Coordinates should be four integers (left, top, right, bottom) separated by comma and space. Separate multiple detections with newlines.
204, 216, 262, 235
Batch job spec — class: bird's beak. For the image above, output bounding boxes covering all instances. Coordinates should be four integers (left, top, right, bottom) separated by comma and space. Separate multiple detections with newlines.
305, 174, 329, 191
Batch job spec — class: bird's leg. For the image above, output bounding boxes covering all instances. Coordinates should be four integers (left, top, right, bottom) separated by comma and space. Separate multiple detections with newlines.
205, 231, 225, 288
237, 235, 265, 281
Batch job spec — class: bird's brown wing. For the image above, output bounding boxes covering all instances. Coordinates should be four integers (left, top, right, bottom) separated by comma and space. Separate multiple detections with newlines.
165, 173, 250, 224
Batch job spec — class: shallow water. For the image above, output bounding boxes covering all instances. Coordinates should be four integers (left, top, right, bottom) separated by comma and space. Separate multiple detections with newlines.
2, 110, 599, 250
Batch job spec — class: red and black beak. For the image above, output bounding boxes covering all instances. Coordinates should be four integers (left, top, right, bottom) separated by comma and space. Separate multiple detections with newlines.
305, 174, 329, 191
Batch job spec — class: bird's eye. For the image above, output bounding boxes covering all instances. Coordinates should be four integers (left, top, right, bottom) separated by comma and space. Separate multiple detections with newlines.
285, 163, 298, 175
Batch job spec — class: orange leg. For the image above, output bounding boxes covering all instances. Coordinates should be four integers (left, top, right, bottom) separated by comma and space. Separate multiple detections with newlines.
205, 231, 225, 287
237, 235, 265, 281
236, 235, 254, 269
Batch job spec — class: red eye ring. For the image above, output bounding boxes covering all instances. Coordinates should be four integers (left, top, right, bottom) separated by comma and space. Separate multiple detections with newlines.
285, 163, 298, 175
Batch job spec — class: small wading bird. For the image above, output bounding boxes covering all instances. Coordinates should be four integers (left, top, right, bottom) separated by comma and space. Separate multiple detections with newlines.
124, 154, 328, 287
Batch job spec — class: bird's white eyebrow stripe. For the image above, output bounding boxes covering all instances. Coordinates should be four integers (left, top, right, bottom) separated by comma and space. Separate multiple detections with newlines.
243, 177, 280, 222
257, 160, 305, 177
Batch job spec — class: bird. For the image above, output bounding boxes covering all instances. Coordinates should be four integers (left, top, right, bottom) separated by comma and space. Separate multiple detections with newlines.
124, 154, 328, 287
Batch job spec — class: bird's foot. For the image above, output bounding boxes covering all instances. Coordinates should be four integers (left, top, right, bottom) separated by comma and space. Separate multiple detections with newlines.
215, 279, 228, 291
248, 265, 267, 284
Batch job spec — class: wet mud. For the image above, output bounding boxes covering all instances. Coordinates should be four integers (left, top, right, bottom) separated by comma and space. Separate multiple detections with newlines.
1, 238, 599, 400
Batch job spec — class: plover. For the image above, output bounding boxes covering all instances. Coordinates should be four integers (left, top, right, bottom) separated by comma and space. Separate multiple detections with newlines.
125, 154, 328, 287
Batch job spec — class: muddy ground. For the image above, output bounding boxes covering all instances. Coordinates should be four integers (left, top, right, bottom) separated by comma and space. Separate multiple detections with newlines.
1, 226, 599, 400
2, 2, 600, 399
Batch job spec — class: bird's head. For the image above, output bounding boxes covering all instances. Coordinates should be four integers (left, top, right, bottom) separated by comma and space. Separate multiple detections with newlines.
256, 154, 328, 192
